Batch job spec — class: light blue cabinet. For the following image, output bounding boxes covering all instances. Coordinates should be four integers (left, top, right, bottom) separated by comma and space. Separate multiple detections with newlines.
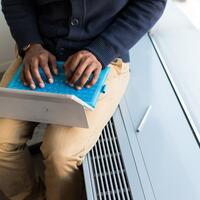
123, 35, 200, 200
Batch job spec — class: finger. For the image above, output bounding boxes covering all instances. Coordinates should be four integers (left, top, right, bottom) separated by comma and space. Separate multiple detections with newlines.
20, 67, 28, 86
86, 68, 101, 88
49, 54, 58, 75
76, 65, 95, 90
43, 65, 54, 83
69, 58, 91, 85
40, 58, 53, 83
30, 59, 45, 88
24, 65, 36, 90
64, 54, 82, 82
63, 56, 73, 80
63, 55, 72, 71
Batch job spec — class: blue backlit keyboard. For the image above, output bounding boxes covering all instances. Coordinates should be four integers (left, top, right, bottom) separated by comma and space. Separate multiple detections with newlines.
8, 61, 110, 108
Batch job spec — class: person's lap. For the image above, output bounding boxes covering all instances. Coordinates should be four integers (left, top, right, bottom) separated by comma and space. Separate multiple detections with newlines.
0, 58, 130, 199
0, 58, 130, 153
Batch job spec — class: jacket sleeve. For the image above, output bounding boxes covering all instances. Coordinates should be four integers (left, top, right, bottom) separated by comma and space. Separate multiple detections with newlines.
1, 0, 43, 52
85, 0, 167, 67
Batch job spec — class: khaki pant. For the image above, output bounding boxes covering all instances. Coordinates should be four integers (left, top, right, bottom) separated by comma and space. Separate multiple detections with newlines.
0, 58, 130, 200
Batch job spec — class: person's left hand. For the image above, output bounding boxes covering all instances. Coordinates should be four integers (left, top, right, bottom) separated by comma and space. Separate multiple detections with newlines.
63, 50, 102, 90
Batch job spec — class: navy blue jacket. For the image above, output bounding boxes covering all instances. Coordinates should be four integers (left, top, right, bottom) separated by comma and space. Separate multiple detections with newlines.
2, 0, 166, 67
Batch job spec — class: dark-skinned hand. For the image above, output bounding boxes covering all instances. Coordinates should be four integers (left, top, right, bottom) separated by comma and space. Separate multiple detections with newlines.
21, 44, 58, 90
63, 50, 102, 90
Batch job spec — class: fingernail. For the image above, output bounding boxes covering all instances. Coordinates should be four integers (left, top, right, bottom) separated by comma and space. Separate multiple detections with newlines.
39, 83, 45, 88
86, 85, 91, 88
49, 78, 54, 84
54, 69, 58, 75
76, 86, 82, 90
23, 82, 28, 86
30, 84, 36, 90
69, 83, 74, 87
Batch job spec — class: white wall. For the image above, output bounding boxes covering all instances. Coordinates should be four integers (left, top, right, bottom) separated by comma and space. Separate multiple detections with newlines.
0, 4, 15, 72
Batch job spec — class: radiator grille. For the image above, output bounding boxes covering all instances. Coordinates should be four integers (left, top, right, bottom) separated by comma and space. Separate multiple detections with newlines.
89, 118, 133, 200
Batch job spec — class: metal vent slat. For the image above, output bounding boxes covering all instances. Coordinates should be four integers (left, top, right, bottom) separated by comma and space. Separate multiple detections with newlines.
108, 120, 132, 199
90, 149, 103, 200
103, 124, 126, 200
89, 118, 133, 200
107, 122, 130, 200
101, 128, 120, 200
97, 135, 115, 199
92, 147, 107, 199
96, 140, 112, 200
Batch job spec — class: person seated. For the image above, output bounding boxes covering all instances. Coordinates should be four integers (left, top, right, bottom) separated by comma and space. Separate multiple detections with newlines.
0, 0, 166, 199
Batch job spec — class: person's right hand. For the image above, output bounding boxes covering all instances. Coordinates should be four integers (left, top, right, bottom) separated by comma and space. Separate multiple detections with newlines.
21, 44, 58, 90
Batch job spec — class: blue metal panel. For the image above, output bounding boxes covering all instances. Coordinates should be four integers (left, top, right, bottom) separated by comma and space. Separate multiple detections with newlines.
119, 98, 156, 200
112, 109, 146, 200
125, 35, 200, 200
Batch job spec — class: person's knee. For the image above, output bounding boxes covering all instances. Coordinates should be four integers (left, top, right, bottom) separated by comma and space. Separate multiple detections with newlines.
40, 134, 84, 176
41, 143, 84, 177
40, 124, 88, 176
